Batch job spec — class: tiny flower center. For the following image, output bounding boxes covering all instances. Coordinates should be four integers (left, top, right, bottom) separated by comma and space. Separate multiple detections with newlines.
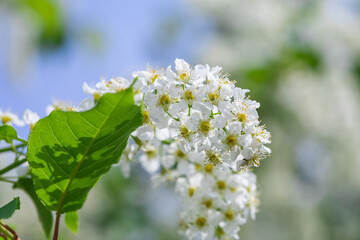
230, 187, 237, 193
207, 151, 222, 165
179, 220, 186, 229
161, 168, 167, 176
216, 227, 225, 236
159, 94, 171, 108
208, 92, 219, 102
180, 125, 191, 139
217, 181, 226, 190
184, 90, 195, 101
226, 135, 237, 147
225, 209, 234, 220
200, 121, 211, 134
145, 147, 157, 158
66, 107, 76, 112
180, 72, 188, 81
196, 217, 207, 228
195, 164, 203, 171
237, 113, 247, 122
1, 116, 11, 124
151, 74, 159, 83
176, 149, 186, 158
93, 92, 102, 102
143, 111, 150, 123
188, 187, 196, 197
203, 199, 213, 208
204, 164, 214, 173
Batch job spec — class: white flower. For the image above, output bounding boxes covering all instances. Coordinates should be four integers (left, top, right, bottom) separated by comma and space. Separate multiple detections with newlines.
79, 98, 95, 111
81, 59, 270, 239
46, 100, 78, 115
118, 138, 138, 178
175, 58, 193, 83
23, 109, 40, 130
0, 110, 25, 127
132, 67, 165, 93
138, 140, 161, 173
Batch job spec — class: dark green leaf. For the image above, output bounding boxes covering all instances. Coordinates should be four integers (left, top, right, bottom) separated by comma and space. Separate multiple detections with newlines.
0, 197, 20, 219
13, 178, 53, 237
65, 211, 78, 233
27, 87, 143, 213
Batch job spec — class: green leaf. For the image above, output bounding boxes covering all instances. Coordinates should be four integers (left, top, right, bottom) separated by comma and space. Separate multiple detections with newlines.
0, 125, 23, 144
13, 178, 53, 237
65, 211, 78, 233
27, 87, 143, 213
0, 197, 20, 219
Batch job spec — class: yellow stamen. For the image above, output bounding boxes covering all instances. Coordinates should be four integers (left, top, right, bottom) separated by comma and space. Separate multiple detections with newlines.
237, 113, 246, 122
208, 92, 219, 102
203, 199, 212, 208
217, 181, 226, 190
93, 92, 102, 102
225, 209, 234, 220
200, 121, 211, 134
176, 149, 186, 158
145, 148, 156, 158
180, 125, 191, 139
143, 111, 150, 123
159, 94, 171, 107
207, 152, 222, 165
188, 187, 196, 197
226, 135, 237, 147
1, 116, 11, 124
196, 217, 207, 228
184, 90, 195, 101
151, 74, 158, 83
204, 164, 214, 173
180, 73, 188, 81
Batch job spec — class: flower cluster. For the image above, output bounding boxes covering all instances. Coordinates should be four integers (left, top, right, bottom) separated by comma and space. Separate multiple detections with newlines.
0, 109, 40, 130
1, 59, 270, 239
83, 59, 271, 239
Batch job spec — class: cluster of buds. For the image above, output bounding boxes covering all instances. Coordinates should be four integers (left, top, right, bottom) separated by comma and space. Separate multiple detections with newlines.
83, 59, 271, 240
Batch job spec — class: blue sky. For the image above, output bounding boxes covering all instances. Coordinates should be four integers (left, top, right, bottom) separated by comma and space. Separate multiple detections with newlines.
0, 0, 213, 137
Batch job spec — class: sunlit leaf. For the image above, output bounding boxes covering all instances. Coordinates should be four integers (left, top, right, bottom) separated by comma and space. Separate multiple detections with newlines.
0, 125, 25, 144
65, 211, 78, 233
27, 87, 143, 213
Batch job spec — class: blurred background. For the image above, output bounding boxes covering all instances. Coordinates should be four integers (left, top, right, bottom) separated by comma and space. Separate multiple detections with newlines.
1, 0, 360, 239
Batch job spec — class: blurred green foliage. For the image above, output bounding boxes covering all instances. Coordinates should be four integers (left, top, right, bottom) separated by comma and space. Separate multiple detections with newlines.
4, 0, 66, 50
83, 168, 182, 240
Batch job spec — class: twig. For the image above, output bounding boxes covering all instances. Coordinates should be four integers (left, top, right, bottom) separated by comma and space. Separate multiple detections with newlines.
0, 144, 26, 154
52, 212, 61, 240
0, 232, 7, 240
0, 159, 27, 176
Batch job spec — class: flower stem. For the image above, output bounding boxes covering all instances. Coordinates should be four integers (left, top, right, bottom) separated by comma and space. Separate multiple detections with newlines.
163, 109, 180, 121
0, 144, 26, 154
52, 212, 61, 240
0, 178, 16, 184
0, 232, 7, 240
0, 221, 18, 240
0, 159, 27, 176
